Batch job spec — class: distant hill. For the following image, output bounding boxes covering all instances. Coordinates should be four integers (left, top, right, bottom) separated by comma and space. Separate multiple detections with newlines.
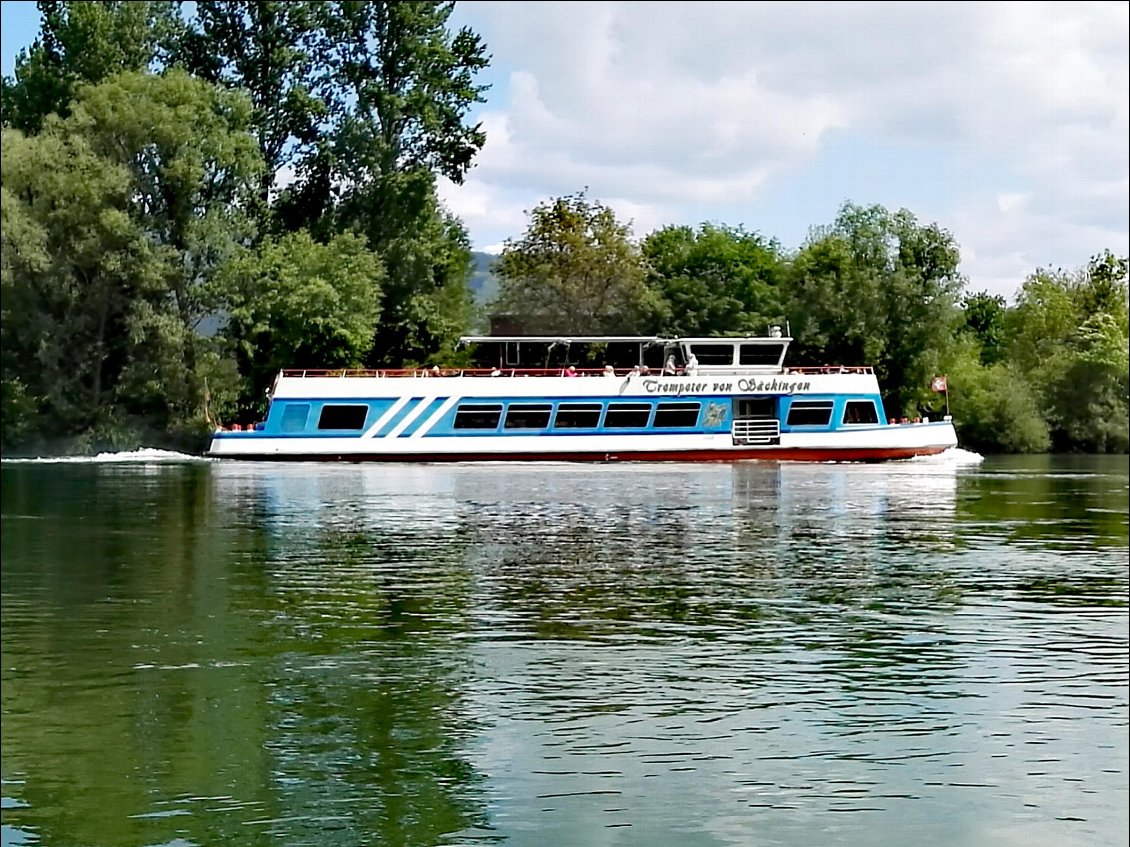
469, 250, 499, 305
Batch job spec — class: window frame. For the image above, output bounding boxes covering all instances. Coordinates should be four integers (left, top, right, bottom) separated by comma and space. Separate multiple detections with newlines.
653, 401, 702, 428
504, 403, 553, 430
842, 400, 879, 425
453, 403, 504, 430
603, 402, 653, 428
786, 400, 834, 427
553, 402, 603, 429
316, 403, 369, 431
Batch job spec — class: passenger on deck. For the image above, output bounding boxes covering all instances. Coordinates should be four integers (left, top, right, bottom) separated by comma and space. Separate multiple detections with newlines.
564, 365, 578, 377
664, 355, 678, 375
490, 367, 502, 377
628, 364, 641, 377
685, 353, 699, 376
603, 364, 616, 376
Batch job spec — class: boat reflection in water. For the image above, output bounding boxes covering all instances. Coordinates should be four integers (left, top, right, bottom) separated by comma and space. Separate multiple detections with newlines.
209, 449, 979, 551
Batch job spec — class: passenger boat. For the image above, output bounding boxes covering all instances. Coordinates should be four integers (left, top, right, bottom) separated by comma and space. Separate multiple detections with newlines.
206, 332, 958, 462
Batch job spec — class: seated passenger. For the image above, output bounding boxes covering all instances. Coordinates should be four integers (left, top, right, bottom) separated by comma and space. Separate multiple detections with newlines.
603, 364, 616, 376
564, 365, 578, 377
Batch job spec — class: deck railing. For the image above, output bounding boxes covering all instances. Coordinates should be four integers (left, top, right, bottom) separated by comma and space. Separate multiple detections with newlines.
279, 365, 874, 379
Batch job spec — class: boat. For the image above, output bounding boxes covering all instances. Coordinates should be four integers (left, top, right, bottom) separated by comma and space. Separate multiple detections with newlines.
205, 331, 958, 462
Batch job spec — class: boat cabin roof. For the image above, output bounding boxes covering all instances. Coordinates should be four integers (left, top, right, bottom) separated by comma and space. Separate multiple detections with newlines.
459, 333, 793, 372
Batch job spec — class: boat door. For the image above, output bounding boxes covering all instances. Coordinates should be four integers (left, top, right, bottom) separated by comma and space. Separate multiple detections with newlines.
732, 396, 780, 445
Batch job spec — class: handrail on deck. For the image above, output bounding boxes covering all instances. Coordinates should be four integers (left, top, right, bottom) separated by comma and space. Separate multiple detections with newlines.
278, 364, 874, 378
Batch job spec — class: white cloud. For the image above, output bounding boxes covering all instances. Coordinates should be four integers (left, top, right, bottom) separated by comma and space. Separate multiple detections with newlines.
442, 1, 1128, 300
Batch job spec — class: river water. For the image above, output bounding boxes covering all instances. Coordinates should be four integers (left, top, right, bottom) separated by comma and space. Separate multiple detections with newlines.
1, 451, 1126, 847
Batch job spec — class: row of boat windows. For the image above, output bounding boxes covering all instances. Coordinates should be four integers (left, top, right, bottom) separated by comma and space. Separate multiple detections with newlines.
279, 398, 881, 432
455, 401, 702, 430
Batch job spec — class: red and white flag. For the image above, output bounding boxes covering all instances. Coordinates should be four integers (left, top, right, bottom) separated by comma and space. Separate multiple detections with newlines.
930, 375, 948, 393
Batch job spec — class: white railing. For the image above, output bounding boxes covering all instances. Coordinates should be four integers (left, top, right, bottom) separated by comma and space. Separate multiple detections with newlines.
732, 418, 780, 445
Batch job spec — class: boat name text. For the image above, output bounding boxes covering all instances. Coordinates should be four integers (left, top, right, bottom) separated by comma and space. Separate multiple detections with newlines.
642, 377, 812, 395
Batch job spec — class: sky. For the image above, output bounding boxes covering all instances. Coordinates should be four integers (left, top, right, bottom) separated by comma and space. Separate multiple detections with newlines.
3, 0, 1127, 302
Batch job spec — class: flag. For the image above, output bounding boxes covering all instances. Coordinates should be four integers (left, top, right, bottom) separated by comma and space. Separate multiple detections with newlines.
930, 375, 948, 393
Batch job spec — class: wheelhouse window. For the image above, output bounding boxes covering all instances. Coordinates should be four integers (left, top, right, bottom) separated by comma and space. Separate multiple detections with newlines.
654, 402, 701, 428
739, 342, 786, 366
454, 403, 503, 429
688, 344, 734, 366
843, 400, 879, 425
786, 400, 833, 427
280, 403, 310, 433
317, 404, 368, 430
553, 403, 603, 429
603, 402, 652, 428
504, 403, 552, 429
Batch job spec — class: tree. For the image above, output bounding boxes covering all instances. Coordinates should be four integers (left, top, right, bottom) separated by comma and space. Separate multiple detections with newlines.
171, 1, 327, 228
1, 125, 166, 450
213, 231, 383, 416
316, 2, 490, 364
642, 223, 785, 337
787, 203, 965, 417
490, 191, 662, 335
1005, 253, 1129, 452
1, 1, 181, 132
959, 291, 1007, 366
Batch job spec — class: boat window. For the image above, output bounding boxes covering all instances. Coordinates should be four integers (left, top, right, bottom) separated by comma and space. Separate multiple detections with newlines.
740, 343, 785, 366
317, 404, 369, 430
689, 344, 735, 365
504, 403, 552, 429
280, 403, 310, 433
553, 402, 603, 429
654, 402, 701, 428
603, 402, 652, 428
786, 400, 833, 427
454, 403, 503, 429
843, 400, 879, 425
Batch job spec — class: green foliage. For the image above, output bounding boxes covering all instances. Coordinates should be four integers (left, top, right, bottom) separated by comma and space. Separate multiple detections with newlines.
1, 1, 182, 132
787, 203, 964, 417
641, 223, 786, 337
172, 1, 328, 227
1, 125, 163, 445
960, 291, 1007, 365
945, 339, 1050, 453
1003, 253, 1129, 452
214, 230, 383, 414
491, 191, 663, 335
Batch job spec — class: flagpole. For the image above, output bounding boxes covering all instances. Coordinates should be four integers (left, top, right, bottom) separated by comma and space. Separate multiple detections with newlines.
944, 374, 950, 418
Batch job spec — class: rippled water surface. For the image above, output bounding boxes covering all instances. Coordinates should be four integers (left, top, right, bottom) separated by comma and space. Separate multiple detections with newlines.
1, 452, 1127, 847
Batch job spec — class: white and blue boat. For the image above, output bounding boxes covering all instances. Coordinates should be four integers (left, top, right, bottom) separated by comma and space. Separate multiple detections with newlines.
206, 332, 958, 462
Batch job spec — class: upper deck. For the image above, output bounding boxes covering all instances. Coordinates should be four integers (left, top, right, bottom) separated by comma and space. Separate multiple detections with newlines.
278, 332, 873, 381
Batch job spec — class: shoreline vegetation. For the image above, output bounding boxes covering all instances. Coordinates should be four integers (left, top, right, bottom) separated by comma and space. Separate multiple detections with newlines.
2, 2, 1127, 459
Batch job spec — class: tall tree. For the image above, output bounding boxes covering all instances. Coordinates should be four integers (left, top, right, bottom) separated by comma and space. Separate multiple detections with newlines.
1, 125, 165, 449
171, 1, 326, 228
787, 203, 965, 417
319, 1, 490, 363
642, 223, 785, 337
66, 70, 263, 425
491, 191, 662, 335
1, 0, 181, 132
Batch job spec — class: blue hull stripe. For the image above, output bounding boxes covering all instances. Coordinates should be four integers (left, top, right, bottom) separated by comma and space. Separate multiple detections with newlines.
398, 397, 449, 437
374, 397, 427, 437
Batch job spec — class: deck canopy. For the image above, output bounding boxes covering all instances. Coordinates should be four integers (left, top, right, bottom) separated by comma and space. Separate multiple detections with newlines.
459, 334, 793, 371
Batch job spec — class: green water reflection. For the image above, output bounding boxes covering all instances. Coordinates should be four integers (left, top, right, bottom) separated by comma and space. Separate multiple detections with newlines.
1, 454, 1126, 847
